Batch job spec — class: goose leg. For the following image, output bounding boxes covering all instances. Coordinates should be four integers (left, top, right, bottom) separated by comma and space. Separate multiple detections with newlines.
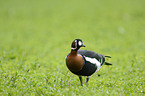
79, 76, 83, 86
86, 76, 90, 84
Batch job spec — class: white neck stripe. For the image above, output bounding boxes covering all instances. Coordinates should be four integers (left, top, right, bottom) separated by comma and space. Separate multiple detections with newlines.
71, 48, 77, 50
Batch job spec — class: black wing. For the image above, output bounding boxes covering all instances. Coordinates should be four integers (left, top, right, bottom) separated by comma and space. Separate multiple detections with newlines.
78, 50, 105, 64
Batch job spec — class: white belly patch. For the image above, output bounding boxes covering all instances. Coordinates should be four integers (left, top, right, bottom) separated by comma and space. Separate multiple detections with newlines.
84, 56, 102, 71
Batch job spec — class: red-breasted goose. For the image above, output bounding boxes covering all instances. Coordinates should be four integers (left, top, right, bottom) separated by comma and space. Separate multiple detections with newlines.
66, 39, 112, 86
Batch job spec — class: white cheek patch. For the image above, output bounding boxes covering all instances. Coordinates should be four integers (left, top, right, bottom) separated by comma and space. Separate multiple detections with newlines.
78, 41, 82, 46
84, 56, 102, 72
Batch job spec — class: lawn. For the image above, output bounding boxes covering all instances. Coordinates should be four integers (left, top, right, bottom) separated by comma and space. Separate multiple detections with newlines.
0, 0, 145, 95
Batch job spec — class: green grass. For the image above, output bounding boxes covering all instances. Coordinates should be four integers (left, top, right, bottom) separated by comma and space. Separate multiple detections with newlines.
0, 0, 145, 95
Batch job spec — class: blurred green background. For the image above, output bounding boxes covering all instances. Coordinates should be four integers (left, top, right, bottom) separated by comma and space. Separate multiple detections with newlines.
0, 0, 145, 95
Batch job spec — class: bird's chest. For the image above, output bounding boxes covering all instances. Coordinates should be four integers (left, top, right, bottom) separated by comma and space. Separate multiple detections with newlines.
66, 55, 84, 72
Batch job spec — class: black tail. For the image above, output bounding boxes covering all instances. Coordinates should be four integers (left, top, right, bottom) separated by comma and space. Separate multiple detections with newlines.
104, 62, 112, 65
105, 55, 111, 58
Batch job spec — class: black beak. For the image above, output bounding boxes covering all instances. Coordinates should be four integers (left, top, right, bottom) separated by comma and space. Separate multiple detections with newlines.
82, 44, 85, 47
